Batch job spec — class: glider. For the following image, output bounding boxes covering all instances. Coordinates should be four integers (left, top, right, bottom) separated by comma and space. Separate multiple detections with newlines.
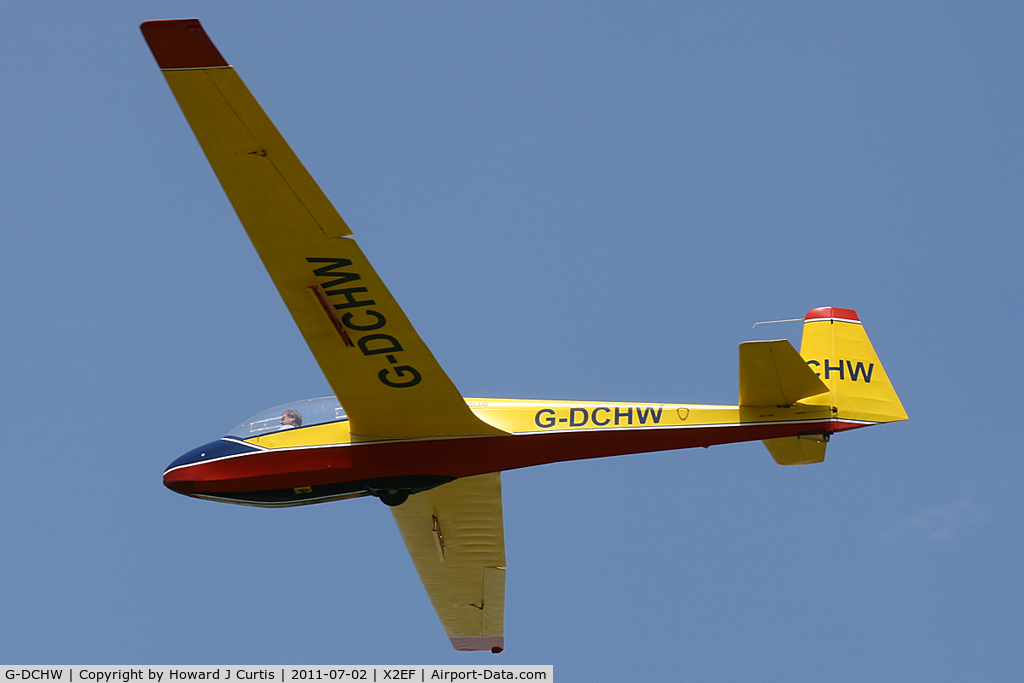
141, 19, 907, 653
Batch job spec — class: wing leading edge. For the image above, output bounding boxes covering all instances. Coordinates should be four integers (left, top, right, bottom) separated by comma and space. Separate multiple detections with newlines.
140, 19, 504, 441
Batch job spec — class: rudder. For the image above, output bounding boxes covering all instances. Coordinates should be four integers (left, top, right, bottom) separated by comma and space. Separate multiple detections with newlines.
798, 307, 907, 424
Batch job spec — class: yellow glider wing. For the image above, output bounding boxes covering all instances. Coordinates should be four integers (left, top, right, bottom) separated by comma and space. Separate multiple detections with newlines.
390, 473, 506, 652
141, 20, 503, 440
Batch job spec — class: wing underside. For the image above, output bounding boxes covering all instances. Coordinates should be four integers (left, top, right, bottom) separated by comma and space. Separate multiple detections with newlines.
140, 19, 503, 441
390, 474, 506, 652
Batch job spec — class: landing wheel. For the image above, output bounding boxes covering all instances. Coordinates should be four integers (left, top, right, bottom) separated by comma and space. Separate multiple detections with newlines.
378, 489, 410, 507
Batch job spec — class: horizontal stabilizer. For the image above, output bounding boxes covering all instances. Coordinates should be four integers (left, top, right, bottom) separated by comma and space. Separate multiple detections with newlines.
762, 435, 827, 466
739, 340, 828, 406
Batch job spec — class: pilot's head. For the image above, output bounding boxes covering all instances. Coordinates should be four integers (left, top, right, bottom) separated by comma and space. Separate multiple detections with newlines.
281, 409, 303, 427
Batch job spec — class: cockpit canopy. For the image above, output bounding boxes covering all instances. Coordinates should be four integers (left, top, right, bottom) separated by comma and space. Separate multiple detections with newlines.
227, 396, 347, 438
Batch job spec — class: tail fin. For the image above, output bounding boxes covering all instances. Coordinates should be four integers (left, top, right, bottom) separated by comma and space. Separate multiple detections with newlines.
742, 307, 906, 466
798, 307, 907, 424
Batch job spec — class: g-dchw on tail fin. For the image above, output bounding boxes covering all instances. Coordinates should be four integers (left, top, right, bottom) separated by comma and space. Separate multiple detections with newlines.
798, 307, 908, 425
739, 307, 906, 466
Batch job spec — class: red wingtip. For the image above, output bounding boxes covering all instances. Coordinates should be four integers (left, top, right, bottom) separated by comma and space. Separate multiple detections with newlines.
805, 306, 860, 322
140, 19, 228, 69
450, 636, 504, 652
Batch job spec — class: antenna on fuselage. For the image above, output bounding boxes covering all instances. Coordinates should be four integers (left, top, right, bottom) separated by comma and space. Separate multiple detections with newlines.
752, 318, 803, 329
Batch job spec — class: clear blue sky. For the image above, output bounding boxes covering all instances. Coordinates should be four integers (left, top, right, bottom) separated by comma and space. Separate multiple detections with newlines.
2, 1, 1021, 679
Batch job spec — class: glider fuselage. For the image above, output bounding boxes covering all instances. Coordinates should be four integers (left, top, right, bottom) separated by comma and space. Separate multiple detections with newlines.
164, 398, 864, 507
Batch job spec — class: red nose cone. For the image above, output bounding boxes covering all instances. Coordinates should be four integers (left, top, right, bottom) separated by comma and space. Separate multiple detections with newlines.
164, 471, 196, 495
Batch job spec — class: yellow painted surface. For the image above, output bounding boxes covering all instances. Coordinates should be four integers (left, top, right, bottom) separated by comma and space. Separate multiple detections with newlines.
465, 398, 832, 433
244, 398, 838, 450
739, 340, 828, 406
800, 318, 908, 424
250, 419, 353, 449
159, 66, 503, 441
762, 436, 827, 465
391, 474, 506, 642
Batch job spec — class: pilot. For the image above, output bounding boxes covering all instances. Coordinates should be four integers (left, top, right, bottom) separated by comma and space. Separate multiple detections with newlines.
280, 409, 303, 429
